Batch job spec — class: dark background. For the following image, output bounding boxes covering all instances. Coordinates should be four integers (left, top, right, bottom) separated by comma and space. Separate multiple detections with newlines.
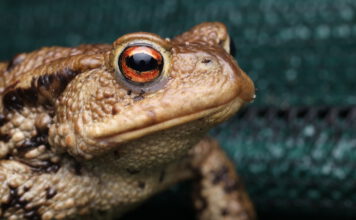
0, 0, 355, 219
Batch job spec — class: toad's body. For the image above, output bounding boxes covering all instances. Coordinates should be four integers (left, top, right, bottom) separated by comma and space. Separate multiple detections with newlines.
0, 23, 255, 220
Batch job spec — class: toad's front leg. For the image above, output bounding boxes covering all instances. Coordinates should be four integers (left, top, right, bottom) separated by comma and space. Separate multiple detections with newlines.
188, 137, 256, 220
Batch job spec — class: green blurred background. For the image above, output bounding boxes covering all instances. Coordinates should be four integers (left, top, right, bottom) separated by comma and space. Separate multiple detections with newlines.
1, 0, 355, 219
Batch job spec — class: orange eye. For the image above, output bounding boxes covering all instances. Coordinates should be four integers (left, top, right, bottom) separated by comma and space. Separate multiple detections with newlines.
118, 45, 163, 83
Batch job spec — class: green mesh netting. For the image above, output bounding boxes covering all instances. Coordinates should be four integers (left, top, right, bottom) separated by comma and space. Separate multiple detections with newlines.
212, 106, 356, 218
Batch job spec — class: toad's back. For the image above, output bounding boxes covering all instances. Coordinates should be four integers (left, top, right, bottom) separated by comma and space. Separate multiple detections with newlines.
0, 44, 112, 91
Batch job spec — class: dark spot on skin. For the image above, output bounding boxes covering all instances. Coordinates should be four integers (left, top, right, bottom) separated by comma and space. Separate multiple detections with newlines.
72, 160, 82, 175
36, 121, 50, 136
37, 74, 54, 90
133, 94, 144, 102
221, 208, 229, 216
127, 90, 132, 95
11, 188, 26, 209
3, 89, 29, 111
159, 170, 165, 183
218, 39, 224, 46
211, 165, 229, 185
3, 68, 79, 111
138, 181, 146, 189
201, 59, 211, 64
112, 107, 119, 115
24, 206, 41, 220
223, 179, 239, 193
18, 130, 49, 155
35, 128, 49, 142
42, 101, 54, 112
210, 165, 240, 193
30, 160, 61, 173
48, 109, 55, 118
1, 187, 27, 212
23, 186, 30, 192
126, 168, 140, 174
15, 128, 60, 173
0, 114, 8, 126
1, 186, 41, 219
133, 90, 145, 102
0, 133, 11, 142
46, 187, 57, 199
18, 139, 40, 154
36, 68, 78, 99
43, 161, 60, 173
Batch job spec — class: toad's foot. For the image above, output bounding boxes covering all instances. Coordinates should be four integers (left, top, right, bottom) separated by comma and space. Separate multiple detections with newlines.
189, 138, 256, 220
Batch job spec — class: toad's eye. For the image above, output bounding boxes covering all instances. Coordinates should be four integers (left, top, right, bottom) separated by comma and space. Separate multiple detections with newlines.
119, 45, 163, 83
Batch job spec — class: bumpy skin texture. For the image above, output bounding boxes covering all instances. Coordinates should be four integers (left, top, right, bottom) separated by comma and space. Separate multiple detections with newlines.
0, 22, 255, 220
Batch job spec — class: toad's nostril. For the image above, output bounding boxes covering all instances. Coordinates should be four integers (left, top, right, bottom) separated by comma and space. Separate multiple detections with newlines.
230, 38, 236, 58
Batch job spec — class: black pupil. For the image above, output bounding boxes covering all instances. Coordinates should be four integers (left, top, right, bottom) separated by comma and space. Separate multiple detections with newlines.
126, 53, 158, 72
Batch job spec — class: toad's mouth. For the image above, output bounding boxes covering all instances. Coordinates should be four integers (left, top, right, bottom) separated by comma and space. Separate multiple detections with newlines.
88, 96, 245, 144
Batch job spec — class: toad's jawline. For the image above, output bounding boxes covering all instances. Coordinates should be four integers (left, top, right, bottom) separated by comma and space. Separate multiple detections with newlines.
94, 96, 244, 144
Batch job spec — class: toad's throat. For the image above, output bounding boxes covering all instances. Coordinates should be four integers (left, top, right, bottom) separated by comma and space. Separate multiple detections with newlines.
89, 97, 244, 144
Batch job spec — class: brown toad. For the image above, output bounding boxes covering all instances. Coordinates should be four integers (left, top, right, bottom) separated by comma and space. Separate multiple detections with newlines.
0, 22, 255, 220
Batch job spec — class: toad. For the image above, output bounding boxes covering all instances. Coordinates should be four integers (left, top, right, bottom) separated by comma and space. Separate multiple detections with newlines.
0, 22, 255, 220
